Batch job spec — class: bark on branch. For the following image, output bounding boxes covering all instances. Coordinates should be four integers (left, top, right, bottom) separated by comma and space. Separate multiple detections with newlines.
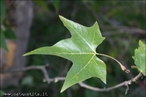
0, 65, 144, 93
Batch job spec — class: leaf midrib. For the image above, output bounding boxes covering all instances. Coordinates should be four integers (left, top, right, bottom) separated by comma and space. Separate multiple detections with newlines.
67, 23, 95, 53
66, 54, 95, 85
75, 31, 95, 52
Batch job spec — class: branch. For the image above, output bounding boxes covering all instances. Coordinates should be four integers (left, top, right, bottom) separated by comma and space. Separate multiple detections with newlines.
103, 27, 146, 36
0, 64, 65, 83
0, 64, 49, 83
79, 72, 143, 94
1, 64, 49, 73
0, 65, 144, 93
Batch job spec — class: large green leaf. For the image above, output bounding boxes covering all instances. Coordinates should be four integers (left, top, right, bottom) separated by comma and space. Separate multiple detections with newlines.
24, 15, 106, 92
133, 40, 146, 75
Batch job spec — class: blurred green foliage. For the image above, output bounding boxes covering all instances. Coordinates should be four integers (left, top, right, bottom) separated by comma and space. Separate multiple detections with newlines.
0, 29, 8, 50
2, 0, 145, 97
0, 0, 16, 51
0, 0, 6, 22
0, 0, 7, 50
0, 90, 5, 97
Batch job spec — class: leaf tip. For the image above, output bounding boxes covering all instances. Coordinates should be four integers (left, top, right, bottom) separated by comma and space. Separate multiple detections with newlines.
100, 74, 107, 84
139, 40, 145, 47
103, 79, 106, 84
58, 15, 63, 19
23, 52, 31, 56
60, 83, 69, 93
23, 53, 27, 56
60, 88, 65, 93
139, 40, 142, 44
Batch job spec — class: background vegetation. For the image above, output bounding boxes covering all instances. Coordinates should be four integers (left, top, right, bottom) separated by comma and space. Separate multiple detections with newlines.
1, 0, 145, 97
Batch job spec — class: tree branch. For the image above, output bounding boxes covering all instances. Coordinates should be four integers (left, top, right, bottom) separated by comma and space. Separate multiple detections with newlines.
79, 72, 143, 93
0, 65, 144, 93
0, 64, 65, 84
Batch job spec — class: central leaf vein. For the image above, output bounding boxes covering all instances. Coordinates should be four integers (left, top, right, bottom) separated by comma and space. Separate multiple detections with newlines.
75, 31, 95, 52
68, 24, 95, 53
68, 54, 95, 83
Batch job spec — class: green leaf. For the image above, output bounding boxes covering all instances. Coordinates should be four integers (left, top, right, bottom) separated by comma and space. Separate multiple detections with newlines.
133, 40, 146, 75
33, 0, 48, 11
0, 30, 8, 51
0, 0, 6, 22
0, 90, 5, 97
24, 15, 106, 92
4, 27, 16, 39
21, 76, 34, 86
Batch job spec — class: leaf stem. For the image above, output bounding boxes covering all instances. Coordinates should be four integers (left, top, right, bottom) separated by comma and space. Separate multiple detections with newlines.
96, 53, 130, 73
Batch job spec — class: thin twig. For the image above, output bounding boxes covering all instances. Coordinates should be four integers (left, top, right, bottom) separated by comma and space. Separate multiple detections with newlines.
44, 77, 65, 83
1, 64, 51, 83
0, 65, 143, 92
0, 64, 65, 84
79, 81, 131, 92
96, 53, 130, 73
79, 72, 143, 92
132, 72, 143, 82
1, 64, 48, 73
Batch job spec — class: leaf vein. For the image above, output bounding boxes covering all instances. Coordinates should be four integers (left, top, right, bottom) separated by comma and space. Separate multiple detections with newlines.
68, 55, 95, 83
69, 26, 95, 52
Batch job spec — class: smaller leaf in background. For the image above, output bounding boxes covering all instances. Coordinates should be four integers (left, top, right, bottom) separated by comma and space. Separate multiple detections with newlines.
133, 40, 146, 75
33, 0, 48, 11
0, 30, 8, 51
4, 27, 16, 39
0, 90, 5, 97
0, 0, 6, 22
21, 76, 34, 87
